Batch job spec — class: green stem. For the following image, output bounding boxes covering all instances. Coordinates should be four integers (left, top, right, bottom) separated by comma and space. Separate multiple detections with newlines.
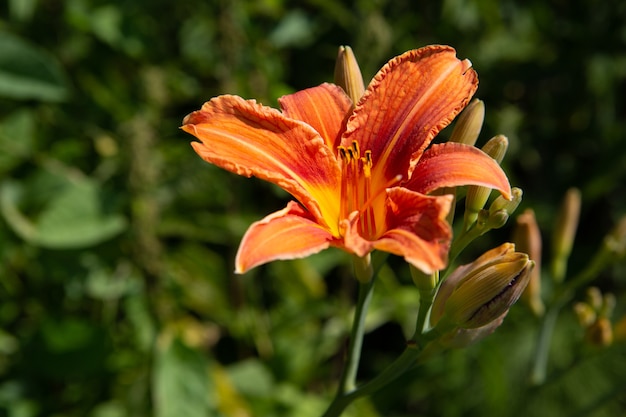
448, 225, 484, 266
413, 287, 437, 339
529, 244, 614, 385
337, 256, 374, 394
529, 304, 560, 385
321, 345, 423, 417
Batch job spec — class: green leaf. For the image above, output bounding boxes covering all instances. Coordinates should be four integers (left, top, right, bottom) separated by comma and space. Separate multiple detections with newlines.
0, 32, 69, 101
153, 338, 216, 417
0, 110, 37, 175
0, 178, 126, 249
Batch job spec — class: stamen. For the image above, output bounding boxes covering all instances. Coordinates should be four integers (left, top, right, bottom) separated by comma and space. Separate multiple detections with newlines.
361, 151, 374, 238
351, 140, 360, 159
360, 174, 403, 215
336, 144, 402, 240
338, 146, 349, 220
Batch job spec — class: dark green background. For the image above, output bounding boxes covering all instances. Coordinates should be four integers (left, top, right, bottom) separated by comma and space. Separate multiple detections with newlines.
1, 0, 625, 416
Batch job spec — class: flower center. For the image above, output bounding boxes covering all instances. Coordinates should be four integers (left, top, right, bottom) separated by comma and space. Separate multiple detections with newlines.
337, 141, 400, 240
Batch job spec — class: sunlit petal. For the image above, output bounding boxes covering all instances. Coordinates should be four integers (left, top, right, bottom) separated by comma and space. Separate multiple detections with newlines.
373, 188, 453, 273
278, 83, 353, 150
183, 95, 341, 227
235, 201, 336, 273
342, 45, 478, 185
406, 142, 512, 199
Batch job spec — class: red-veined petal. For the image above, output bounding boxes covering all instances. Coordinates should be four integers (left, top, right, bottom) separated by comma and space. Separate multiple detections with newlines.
341, 45, 478, 186
373, 188, 453, 274
406, 142, 512, 199
278, 83, 353, 150
182, 95, 341, 229
235, 201, 336, 273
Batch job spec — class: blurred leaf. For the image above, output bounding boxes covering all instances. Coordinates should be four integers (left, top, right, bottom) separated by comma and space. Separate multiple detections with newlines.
212, 365, 252, 417
269, 10, 315, 48
23, 317, 110, 378
153, 337, 216, 417
90, 401, 127, 417
166, 243, 230, 318
0, 32, 69, 101
124, 295, 156, 353
41, 317, 96, 352
228, 359, 274, 398
0, 178, 126, 248
0, 110, 36, 175
8, 0, 39, 22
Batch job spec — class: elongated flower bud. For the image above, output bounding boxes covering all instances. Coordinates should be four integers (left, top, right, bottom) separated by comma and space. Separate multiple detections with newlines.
513, 209, 544, 316
433, 243, 533, 329
464, 135, 509, 230
551, 188, 581, 282
431, 243, 515, 325
449, 99, 485, 146
334, 45, 365, 104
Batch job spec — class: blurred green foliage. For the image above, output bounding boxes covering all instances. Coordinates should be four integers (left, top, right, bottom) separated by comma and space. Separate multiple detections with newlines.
0, 0, 625, 416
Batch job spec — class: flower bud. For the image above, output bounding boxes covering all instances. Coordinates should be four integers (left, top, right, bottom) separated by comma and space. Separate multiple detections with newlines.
449, 99, 485, 146
432, 243, 533, 329
551, 188, 581, 282
512, 209, 544, 316
603, 214, 626, 259
410, 266, 438, 292
488, 187, 522, 218
436, 314, 507, 349
463, 135, 509, 230
574, 287, 616, 347
586, 317, 613, 347
586, 286, 603, 311
574, 302, 596, 327
334, 45, 365, 104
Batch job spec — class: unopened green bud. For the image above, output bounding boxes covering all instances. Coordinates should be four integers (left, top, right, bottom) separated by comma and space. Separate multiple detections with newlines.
586, 286, 603, 311
513, 209, 544, 316
334, 45, 365, 104
463, 135, 510, 230
574, 302, 596, 327
573, 287, 615, 348
482, 135, 509, 164
432, 243, 533, 329
601, 293, 616, 318
483, 187, 522, 230
410, 266, 438, 292
449, 99, 485, 146
551, 188, 581, 282
489, 187, 522, 218
603, 215, 626, 259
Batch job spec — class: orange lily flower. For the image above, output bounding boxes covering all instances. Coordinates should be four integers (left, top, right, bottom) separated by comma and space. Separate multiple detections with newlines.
182, 45, 511, 274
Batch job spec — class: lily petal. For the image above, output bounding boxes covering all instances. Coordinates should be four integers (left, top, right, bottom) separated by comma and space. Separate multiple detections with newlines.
235, 201, 336, 273
374, 188, 454, 273
278, 83, 353, 150
182, 95, 341, 227
342, 45, 478, 185
406, 142, 512, 199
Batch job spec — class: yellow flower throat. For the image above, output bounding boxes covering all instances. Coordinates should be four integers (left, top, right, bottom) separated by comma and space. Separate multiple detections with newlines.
338, 140, 375, 239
